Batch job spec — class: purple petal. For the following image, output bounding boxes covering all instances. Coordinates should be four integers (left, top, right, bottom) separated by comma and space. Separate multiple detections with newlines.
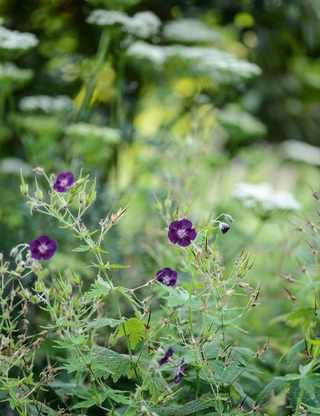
168, 229, 178, 244
179, 219, 192, 229
178, 237, 191, 247
169, 220, 180, 231
187, 228, 197, 241
168, 272, 177, 286
38, 235, 51, 245
173, 360, 186, 384
159, 347, 174, 366
156, 268, 177, 286
53, 183, 65, 192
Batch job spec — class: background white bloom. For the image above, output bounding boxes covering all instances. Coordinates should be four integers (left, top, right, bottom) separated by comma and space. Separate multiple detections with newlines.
127, 42, 261, 81
66, 123, 120, 144
282, 140, 320, 166
163, 18, 220, 43
0, 26, 38, 52
127, 41, 167, 65
19, 95, 73, 114
87, 10, 161, 38
0, 63, 33, 85
233, 182, 300, 211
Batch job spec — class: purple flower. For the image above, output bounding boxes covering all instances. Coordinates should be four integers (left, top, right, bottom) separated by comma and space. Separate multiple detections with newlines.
159, 347, 174, 366
29, 235, 57, 260
173, 359, 186, 384
53, 171, 75, 192
168, 219, 197, 247
156, 268, 177, 287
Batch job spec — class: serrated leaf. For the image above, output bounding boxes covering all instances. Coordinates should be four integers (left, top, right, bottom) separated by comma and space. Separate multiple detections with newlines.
151, 395, 215, 416
50, 380, 130, 407
90, 345, 131, 382
280, 339, 305, 363
84, 276, 112, 301
114, 317, 145, 349
87, 317, 123, 329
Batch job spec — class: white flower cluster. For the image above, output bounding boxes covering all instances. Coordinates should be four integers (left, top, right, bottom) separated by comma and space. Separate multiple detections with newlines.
217, 104, 267, 137
87, 10, 161, 39
19, 95, 73, 113
233, 182, 300, 211
66, 123, 120, 144
0, 63, 32, 83
163, 19, 220, 43
127, 42, 261, 79
128, 41, 166, 65
0, 26, 38, 51
282, 140, 320, 166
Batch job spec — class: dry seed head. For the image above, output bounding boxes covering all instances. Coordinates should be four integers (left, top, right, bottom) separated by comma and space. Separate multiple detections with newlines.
32, 166, 44, 175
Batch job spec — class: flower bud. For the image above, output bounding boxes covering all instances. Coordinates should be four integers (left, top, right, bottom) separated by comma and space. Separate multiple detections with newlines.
31, 261, 42, 274
20, 182, 29, 196
35, 188, 44, 200
219, 222, 231, 234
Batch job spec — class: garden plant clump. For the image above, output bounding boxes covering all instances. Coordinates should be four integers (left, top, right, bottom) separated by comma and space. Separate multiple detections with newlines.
1, 168, 319, 415
1, 169, 259, 415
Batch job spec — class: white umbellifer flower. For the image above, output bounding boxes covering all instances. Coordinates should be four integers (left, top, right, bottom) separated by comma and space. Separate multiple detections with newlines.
163, 18, 220, 43
0, 63, 33, 83
87, 10, 161, 38
66, 123, 120, 144
0, 26, 38, 51
19, 95, 73, 113
127, 41, 167, 65
282, 140, 320, 166
233, 182, 300, 211
87, 10, 129, 26
126, 12, 161, 39
127, 42, 261, 79
170, 46, 261, 79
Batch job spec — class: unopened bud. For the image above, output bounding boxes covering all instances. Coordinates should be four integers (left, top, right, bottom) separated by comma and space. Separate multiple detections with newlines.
31, 261, 42, 274
35, 188, 43, 200
219, 222, 231, 234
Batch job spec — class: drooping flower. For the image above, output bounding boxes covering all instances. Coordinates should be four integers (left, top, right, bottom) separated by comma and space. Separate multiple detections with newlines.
156, 268, 177, 287
53, 171, 74, 193
159, 347, 174, 366
219, 222, 230, 234
168, 219, 197, 247
173, 359, 186, 384
29, 235, 57, 260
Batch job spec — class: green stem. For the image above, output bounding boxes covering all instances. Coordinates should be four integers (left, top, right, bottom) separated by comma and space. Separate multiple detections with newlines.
76, 29, 110, 122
